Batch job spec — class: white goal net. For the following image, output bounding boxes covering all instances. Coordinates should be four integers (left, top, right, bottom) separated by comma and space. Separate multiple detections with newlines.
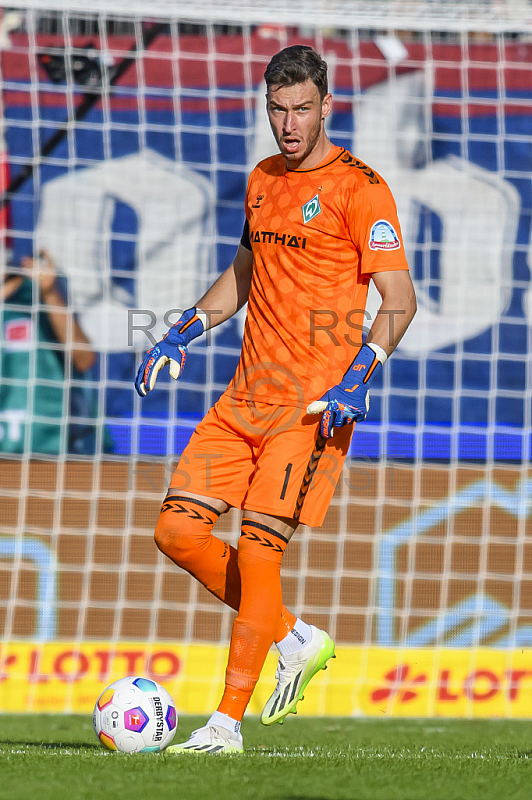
1, 0, 532, 718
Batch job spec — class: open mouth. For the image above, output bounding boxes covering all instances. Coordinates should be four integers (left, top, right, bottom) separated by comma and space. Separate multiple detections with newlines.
282, 138, 301, 153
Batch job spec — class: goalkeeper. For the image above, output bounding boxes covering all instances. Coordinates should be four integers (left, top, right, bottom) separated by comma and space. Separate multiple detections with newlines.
135, 45, 416, 753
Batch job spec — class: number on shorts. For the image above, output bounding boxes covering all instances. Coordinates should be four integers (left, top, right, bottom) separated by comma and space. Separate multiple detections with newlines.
280, 463, 293, 500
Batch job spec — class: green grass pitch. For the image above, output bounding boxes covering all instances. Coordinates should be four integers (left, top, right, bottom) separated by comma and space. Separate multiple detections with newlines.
0, 715, 531, 800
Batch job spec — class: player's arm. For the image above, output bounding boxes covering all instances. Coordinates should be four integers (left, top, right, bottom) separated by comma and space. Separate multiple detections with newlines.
308, 269, 416, 438
135, 244, 254, 397
366, 269, 417, 354
196, 243, 254, 327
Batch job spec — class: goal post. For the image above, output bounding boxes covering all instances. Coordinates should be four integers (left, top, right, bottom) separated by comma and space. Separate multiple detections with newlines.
0, 0, 532, 718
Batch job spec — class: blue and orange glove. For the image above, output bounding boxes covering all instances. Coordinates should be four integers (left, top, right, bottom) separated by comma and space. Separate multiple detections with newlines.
307, 343, 386, 438
135, 308, 205, 397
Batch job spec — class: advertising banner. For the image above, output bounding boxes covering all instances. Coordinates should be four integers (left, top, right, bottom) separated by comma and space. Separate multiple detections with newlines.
1, 641, 532, 718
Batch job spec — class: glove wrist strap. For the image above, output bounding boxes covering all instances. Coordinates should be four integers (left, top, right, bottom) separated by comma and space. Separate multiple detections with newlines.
195, 307, 210, 332
341, 343, 382, 390
366, 341, 388, 364
171, 307, 205, 344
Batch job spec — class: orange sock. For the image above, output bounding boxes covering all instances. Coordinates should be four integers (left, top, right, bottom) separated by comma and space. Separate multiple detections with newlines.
154, 495, 296, 641
218, 519, 288, 721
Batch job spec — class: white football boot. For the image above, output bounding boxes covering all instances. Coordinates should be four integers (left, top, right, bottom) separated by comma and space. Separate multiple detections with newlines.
166, 723, 243, 754
261, 625, 335, 726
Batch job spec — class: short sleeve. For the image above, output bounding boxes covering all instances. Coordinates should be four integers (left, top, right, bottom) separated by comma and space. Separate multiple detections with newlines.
240, 219, 252, 251
347, 182, 409, 275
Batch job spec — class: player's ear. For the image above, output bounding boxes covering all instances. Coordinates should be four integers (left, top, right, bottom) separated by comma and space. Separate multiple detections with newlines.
321, 92, 332, 120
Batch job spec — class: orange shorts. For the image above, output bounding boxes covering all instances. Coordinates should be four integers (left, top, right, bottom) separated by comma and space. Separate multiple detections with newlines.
169, 390, 353, 527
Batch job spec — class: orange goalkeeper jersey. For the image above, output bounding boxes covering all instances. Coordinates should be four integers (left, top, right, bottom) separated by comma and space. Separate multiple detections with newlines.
228, 144, 409, 408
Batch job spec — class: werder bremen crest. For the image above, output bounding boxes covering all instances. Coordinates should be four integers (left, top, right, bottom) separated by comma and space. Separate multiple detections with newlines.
302, 194, 321, 224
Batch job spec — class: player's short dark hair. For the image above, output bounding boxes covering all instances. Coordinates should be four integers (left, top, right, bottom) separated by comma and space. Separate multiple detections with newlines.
264, 45, 328, 101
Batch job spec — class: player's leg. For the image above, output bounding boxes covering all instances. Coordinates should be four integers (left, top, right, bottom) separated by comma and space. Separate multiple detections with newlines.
214, 510, 297, 730
168, 507, 297, 753
167, 400, 347, 752
154, 490, 232, 598
153, 392, 300, 665
240, 405, 352, 726
154, 488, 297, 640
218, 510, 334, 731
169, 501, 333, 752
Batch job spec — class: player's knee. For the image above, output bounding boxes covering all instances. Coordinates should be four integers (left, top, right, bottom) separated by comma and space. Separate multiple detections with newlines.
154, 506, 213, 563
154, 512, 178, 556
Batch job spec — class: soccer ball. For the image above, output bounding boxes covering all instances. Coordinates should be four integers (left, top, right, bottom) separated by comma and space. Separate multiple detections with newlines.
93, 676, 178, 753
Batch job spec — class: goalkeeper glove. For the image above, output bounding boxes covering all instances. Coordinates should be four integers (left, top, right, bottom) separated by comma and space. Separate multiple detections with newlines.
307, 343, 386, 439
135, 308, 205, 397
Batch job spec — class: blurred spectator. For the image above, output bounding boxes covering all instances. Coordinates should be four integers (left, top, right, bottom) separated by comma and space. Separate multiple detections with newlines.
0, 249, 103, 455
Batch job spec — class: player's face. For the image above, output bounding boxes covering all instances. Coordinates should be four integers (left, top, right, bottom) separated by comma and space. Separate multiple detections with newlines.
267, 79, 332, 169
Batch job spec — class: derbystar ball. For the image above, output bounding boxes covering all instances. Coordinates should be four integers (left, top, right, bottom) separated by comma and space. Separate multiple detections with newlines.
93, 676, 178, 753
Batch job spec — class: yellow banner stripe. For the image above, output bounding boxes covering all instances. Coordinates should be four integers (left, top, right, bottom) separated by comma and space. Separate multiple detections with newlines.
1, 642, 531, 718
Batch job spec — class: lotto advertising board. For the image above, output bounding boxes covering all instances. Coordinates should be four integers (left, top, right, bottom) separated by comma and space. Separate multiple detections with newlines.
1, 641, 531, 718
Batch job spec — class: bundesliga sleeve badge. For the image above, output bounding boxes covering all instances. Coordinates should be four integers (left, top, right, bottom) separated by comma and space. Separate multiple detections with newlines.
369, 219, 401, 250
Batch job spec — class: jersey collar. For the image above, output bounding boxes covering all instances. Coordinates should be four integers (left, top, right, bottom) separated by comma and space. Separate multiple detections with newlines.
285, 144, 345, 174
